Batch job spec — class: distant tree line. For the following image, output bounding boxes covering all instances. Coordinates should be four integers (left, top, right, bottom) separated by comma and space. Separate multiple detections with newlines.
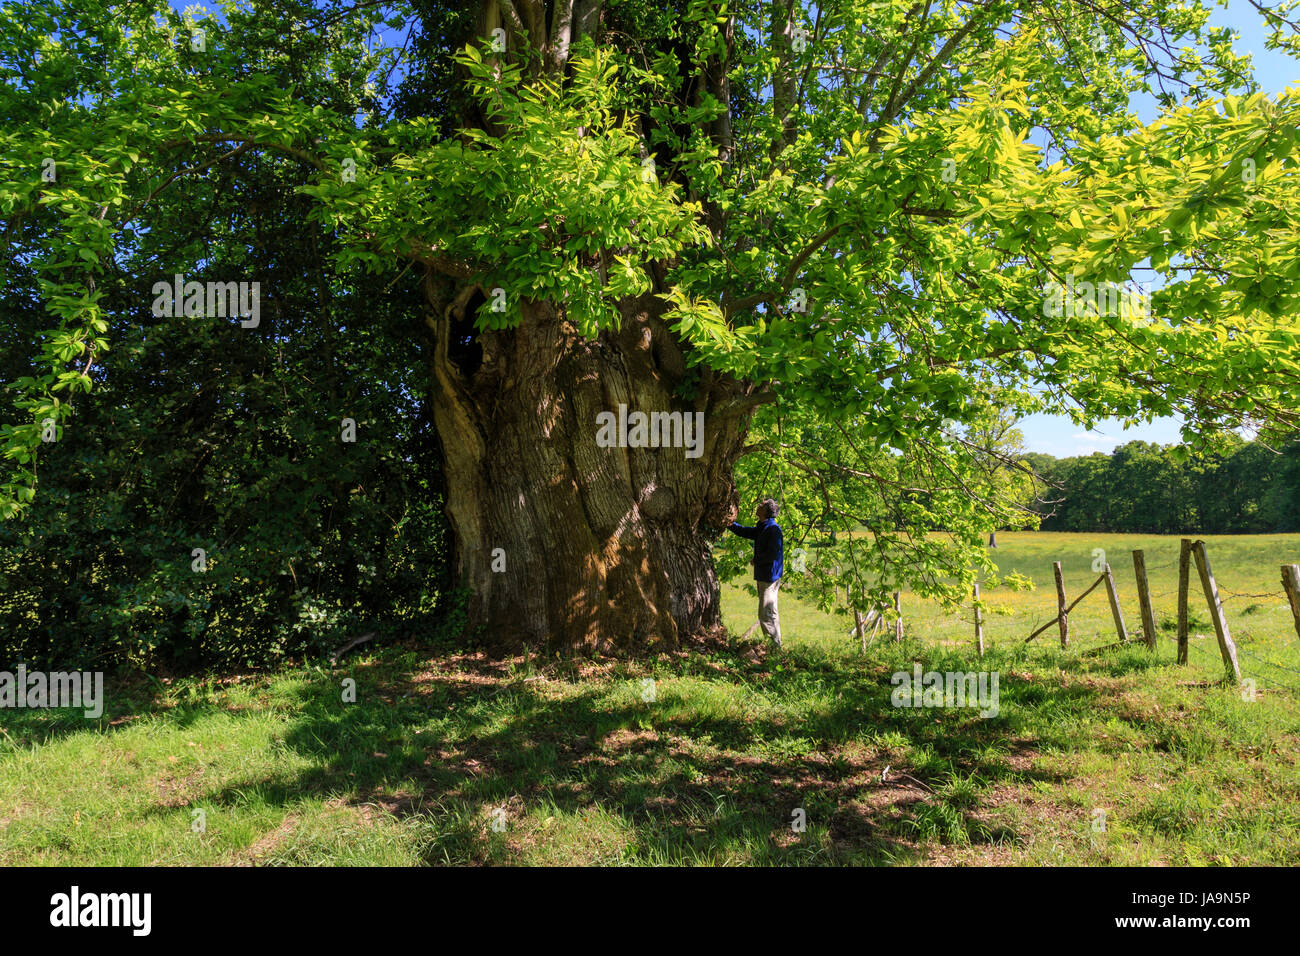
1022, 435, 1300, 534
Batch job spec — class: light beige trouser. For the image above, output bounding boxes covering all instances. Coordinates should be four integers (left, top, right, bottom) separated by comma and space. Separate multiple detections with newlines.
758, 579, 781, 646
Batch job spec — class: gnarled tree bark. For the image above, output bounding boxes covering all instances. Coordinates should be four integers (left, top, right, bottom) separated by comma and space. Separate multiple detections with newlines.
405, 0, 762, 653
420, 275, 761, 653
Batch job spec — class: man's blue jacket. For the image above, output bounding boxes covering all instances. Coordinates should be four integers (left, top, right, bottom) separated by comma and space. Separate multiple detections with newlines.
729, 517, 784, 582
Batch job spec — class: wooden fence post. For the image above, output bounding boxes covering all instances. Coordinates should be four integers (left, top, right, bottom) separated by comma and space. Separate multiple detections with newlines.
893, 591, 903, 642
1102, 563, 1128, 643
1024, 573, 1104, 643
1282, 564, 1300, 643
852, 605, 884, 647
1053, 561, 1069, 649
1191, 540, 1241, 682
974, 583, 984, 657
1132, 550, 1158, 650
1177, 538, 1192, 665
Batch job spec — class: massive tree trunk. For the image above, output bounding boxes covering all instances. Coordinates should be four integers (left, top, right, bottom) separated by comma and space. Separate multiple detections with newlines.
420, 278, 761, 653
402, 0, 760, 653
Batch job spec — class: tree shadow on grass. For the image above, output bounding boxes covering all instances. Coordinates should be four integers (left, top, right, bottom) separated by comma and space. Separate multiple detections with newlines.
167, 643, 1126, 865
0, 673, 223, 751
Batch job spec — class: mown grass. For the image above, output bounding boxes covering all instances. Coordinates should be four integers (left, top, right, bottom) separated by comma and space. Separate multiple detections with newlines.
2, 532, 1298, 866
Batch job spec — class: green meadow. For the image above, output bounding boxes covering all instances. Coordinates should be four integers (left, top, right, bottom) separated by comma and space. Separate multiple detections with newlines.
2, 532, 1298, 866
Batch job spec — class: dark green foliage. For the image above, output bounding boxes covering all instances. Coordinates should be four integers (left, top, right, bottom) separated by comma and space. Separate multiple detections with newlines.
0, 73, 451, 671
391, 0, 486, 136
1030, 436, 1300, 534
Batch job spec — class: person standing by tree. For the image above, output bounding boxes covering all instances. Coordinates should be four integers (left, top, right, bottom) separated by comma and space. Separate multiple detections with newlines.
728, 498, 784, 650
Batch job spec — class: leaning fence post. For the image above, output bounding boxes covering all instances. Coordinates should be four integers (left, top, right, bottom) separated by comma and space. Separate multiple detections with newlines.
1102, 563, 1128, 643
1191, 540, 1241, 682
974, 583, 984, 657
1053, 561, 1069, 649
1177, 538, 1192, 665
893, 591, 903, 642
1282, 564, 1300, 643
1132, 550, 1158, 650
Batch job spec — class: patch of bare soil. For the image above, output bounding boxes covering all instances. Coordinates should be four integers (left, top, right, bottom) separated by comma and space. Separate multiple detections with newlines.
154, 767, 206, 809
227, 813, 300, 866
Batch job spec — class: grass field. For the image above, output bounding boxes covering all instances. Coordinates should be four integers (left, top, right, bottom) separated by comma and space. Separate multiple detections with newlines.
782, 531, 1300, 675
2, 532, 1299, 866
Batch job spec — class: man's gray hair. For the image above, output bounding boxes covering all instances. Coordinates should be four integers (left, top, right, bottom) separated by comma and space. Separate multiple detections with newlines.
762, 498, 780, 519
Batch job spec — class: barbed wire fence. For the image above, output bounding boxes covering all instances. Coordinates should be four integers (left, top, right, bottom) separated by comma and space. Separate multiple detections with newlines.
824, 542, 1300, 694
948, 545, 1300, 694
